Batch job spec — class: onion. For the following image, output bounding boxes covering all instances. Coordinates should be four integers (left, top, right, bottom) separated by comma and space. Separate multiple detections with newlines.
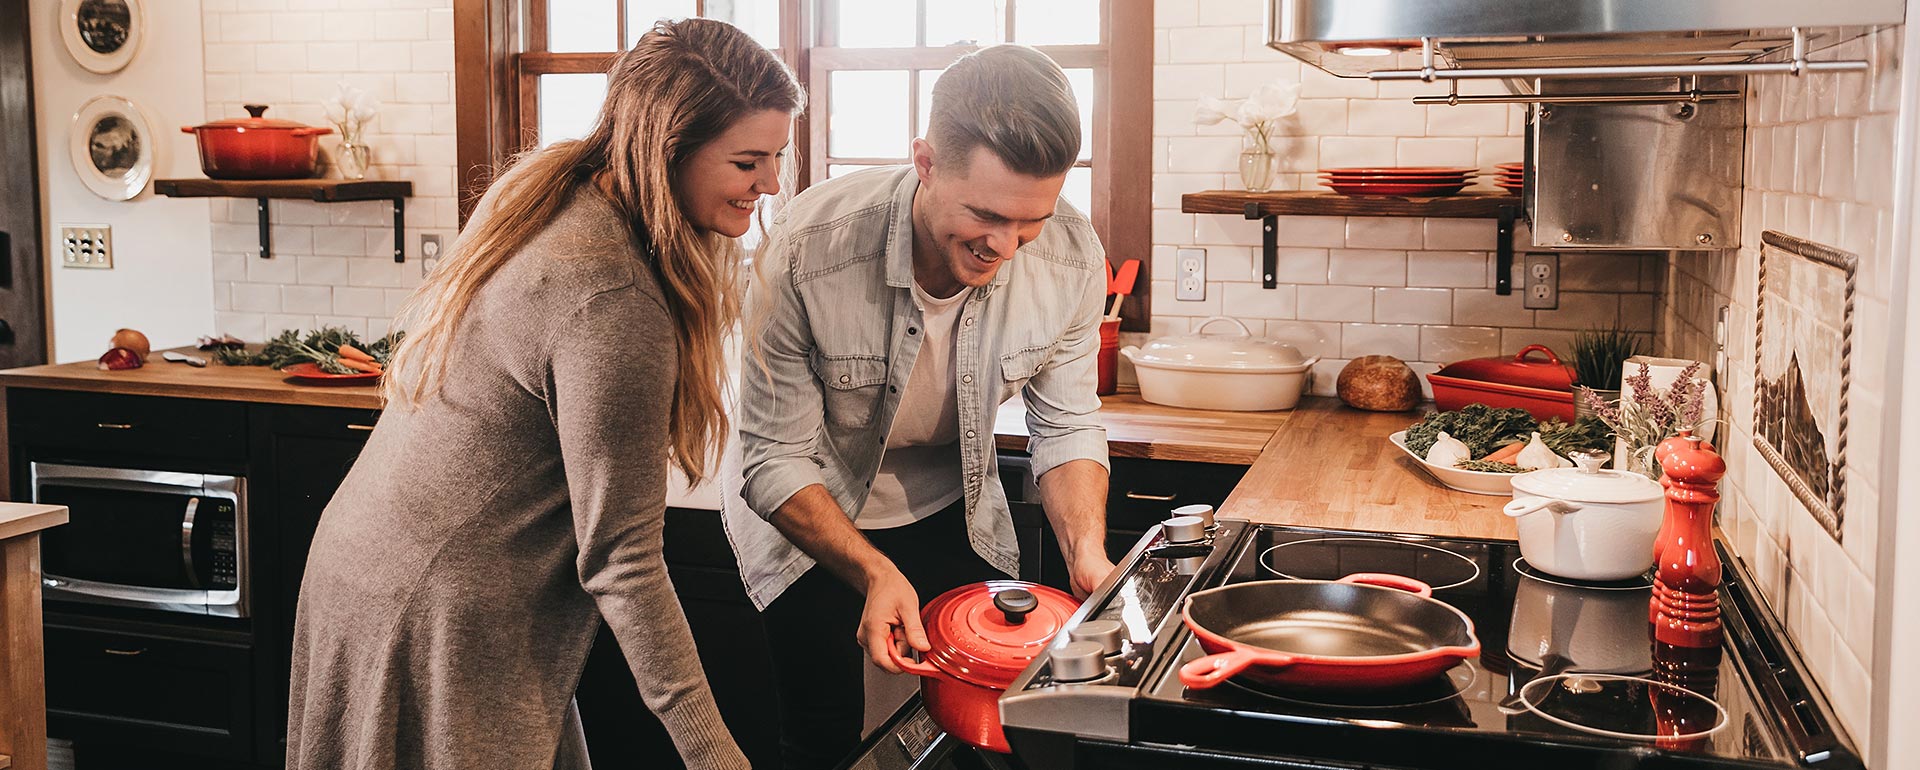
111, 328, 151, 362
98, 347, 143, 371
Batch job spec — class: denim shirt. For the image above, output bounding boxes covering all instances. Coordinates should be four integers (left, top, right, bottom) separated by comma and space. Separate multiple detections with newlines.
720, 166, 1110, 609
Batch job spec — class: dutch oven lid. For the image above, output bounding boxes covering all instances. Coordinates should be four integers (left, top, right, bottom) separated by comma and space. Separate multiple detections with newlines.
190, 104, 328, 133
1432, 344, 1576, 391
1511, 450, 1665, 503
1129, 316, 1314, 372
921, 580, 1079, 689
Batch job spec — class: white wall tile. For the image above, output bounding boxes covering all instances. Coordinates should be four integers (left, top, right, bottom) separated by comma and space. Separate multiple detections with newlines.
1407, 251, 1488, 288
1345, 219, 1423, 250
1297, 285, 1374, 323
1167, 26, 1245, 63
1341, 323, 1420, 361
1271, 248, 1329, 284
1373, 288, 1452, 325
1347, 99, 1425, 137
1264, 321, 1342, 359
1424, 219, 1497, 250
1221, 283, 1297, 319
1420, 325, 1500, 363
1453, 289, 1533, 328
1328, 249, 1406, 286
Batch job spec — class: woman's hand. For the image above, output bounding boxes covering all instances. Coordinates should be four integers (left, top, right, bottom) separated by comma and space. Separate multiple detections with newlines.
860, 566, 926, 673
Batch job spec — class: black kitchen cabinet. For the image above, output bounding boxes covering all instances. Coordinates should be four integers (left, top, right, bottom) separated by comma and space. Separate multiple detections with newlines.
1000, 453, 1249, 562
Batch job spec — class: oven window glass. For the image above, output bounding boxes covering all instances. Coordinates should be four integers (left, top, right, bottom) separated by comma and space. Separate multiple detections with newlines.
40, 483, 201, 590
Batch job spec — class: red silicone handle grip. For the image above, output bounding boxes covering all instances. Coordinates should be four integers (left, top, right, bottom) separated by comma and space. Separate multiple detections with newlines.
1338, 572, 1434, 598
1513, 344, 1562, 365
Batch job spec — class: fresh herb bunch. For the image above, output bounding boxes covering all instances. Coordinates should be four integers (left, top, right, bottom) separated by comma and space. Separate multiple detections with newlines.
1581, 360, 1709, 479
1538, 416, 1613, 458
1570, 325, 1643, 390
1454, 459, 1524, 474
1403, 404, 1539, 458
213, 327, 404, 374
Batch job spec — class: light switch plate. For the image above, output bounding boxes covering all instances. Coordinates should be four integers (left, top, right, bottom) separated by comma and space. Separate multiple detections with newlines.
60, 224, 113, 269
1176, 247, 1206, 301
1522, 253, 1558, 309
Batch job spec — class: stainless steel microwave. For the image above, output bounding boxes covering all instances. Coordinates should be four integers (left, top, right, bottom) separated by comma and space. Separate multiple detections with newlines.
31, 463, 248, 617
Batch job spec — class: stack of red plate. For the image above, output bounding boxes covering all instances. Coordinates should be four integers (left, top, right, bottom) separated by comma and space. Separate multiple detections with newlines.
1319, 167, 1476, 196
1494, 162, 1523, 193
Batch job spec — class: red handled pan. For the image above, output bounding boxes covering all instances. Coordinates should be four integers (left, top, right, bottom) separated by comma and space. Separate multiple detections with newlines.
1179, 573, 1480, 691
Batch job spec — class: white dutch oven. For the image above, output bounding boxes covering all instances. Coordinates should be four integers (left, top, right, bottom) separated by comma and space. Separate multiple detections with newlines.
1120, 317, 1319, 412
1502, 451, 1664, 581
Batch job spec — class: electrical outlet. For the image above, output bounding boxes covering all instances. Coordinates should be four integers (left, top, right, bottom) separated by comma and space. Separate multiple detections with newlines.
60, 225, 113, 269
1522, 253, 1558, 309
1176, 247, 1206, 301
420, 233, 443, 259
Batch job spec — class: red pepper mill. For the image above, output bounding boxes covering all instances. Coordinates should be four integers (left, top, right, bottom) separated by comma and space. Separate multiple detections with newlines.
1651, 430, 1725, 647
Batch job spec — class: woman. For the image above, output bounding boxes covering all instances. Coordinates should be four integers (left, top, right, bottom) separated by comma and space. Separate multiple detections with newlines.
287, 18, 801, 770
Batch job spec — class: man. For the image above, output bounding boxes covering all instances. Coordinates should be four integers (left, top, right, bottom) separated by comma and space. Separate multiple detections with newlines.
721, 44, 1114, 770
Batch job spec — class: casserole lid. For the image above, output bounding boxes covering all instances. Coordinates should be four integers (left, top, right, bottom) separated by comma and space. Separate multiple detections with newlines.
920, 580, 1079, 689
188, 104, 330, 133
1433, 344, 1575, 392
1128, 316, 1316, 372
1511, 451, 1664, 504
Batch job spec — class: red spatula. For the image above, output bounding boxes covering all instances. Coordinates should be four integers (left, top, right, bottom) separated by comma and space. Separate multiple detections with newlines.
1106, 259, 1140, 319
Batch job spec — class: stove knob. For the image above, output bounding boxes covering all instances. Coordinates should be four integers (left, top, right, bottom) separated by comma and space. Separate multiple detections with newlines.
1051, 641, 1109, 683
1170, 503, 1215, 529
1163, 515, 1207, 544
1068, 619, 1126, 656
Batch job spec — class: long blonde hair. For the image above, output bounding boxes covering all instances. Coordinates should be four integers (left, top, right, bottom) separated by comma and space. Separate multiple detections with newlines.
384, 18, 801, 484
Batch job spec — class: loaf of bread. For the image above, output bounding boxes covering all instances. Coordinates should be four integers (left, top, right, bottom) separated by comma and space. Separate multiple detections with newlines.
1337, 355, 1422, 412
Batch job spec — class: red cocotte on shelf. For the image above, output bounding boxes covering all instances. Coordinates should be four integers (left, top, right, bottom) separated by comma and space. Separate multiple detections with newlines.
1426, 345, 1577, 421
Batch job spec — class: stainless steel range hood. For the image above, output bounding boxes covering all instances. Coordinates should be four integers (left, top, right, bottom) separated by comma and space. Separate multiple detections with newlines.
1267, 0, 1901, 81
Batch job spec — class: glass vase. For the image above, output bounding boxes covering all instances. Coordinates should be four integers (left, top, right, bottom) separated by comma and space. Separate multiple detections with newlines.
337, 142, 370, 181
1239, 148, 1276, 192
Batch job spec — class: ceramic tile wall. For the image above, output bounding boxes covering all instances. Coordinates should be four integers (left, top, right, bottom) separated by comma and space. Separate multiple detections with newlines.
1659, 28, 1900, 749
1149, 0, 1658, 395
199, 0, 457, 341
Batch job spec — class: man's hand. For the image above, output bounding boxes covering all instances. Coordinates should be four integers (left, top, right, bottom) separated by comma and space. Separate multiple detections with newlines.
859, 566, 927, 673
1065, 549, 1116, 598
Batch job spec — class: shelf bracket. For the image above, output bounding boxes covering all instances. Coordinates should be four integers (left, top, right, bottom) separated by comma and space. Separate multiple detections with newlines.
392, 197, 406, 263
1495, 205, 1519, 295
256, 198, 272, 259
1245, 203, 1277, 289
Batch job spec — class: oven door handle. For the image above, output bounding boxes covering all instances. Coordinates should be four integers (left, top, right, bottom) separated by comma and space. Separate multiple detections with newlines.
180, 496, 200, 589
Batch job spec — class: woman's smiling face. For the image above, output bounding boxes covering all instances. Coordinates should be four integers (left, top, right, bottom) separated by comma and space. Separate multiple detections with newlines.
677, 109, 791, 238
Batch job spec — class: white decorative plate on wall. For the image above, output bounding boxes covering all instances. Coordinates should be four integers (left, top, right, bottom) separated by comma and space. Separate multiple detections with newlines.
69, 95, 155, 201
60, 0, 145, 74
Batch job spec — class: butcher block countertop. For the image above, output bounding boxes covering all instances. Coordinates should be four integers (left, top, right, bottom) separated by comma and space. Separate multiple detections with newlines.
0, 350, 383, 410
1219, 398, 1516, 541
0, 358, 1512, 540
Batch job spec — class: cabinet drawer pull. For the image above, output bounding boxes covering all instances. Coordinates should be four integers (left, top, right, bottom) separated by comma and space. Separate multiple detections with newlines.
103, 647, 146, 656
346, 424, 376, 432
95, 422, 135, 430
1124, 491, 1177, 502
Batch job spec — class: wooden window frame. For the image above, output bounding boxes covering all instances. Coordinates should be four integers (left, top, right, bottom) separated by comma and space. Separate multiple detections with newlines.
454, 0, 1150, 328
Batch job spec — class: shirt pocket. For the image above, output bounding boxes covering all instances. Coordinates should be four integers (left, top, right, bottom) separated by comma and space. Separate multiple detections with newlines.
997, 344, 1052, 403
810, 353, 890, 431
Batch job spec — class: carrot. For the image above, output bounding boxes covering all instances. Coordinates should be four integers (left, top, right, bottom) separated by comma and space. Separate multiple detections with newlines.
338, 343, 376, 363
337, 357, 383, 374
1483, 441, 1525, 464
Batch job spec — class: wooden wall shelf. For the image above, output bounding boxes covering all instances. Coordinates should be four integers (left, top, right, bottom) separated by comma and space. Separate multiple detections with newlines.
1180, 189, 1520, 219
1181, 189, 1525, 295
154, 178, 415, 262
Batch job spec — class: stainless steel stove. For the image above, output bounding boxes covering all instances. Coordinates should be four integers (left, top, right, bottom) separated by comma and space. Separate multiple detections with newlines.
997, 519, 1861, 770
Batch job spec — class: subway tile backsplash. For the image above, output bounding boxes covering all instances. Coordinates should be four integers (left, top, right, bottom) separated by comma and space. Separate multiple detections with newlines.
1660, 27, 1900, 750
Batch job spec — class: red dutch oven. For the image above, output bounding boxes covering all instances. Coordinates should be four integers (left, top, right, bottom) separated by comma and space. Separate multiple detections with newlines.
1179, 573, 1481, 691
182, 104, 332, 180
889, 580, 1078, 753
1426, 344, 1578, 421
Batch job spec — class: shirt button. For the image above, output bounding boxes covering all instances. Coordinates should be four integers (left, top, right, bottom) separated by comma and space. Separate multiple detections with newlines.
908, 327, 919, 336
964, 317, 974, 327
839, 374, 851, 384
889, 385, 899, 393
966, 429, 977, 439
961, 374, 973, 384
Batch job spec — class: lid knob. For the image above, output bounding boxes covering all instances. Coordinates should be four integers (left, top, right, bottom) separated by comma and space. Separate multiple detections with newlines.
993, 588, 1038, 625
1570, 449, 1611, 474
1170, 503, 1215, 529
1164, 515, 1208, 544
1050, 641, 1110, 683
244, 104, 268, 118
1068, 619, 1126, 656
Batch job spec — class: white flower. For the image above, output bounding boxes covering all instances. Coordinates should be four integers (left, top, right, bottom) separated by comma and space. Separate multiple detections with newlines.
1235, 82, 1301, 129
1193, 95, 1232, 126
320, 82, 379, 137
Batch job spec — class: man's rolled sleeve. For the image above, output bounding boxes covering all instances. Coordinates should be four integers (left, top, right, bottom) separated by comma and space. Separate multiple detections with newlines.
737, 236, 832, 520
1022, 255, 1109, 479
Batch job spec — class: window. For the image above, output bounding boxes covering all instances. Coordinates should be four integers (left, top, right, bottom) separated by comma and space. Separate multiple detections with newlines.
455, 0, 1151, 326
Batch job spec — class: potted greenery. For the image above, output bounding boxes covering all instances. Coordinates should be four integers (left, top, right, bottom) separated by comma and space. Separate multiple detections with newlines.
1569, 325, 1642, 422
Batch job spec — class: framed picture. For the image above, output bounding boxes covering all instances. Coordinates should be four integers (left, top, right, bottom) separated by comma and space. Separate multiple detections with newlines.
69, 95, 155, 201
1752, 230, 1853, 541
60, 0, 145, 75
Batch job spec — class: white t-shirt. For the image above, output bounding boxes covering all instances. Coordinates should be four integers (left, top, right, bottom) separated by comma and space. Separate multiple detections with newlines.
857, 281, 969, 529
